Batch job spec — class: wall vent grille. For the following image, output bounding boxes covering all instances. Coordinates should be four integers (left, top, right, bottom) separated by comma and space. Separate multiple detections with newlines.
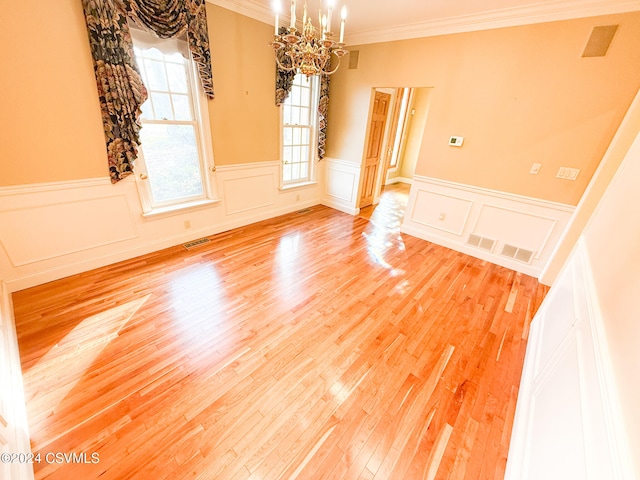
183, 238, 211, 249
582, 25, 618, 57
467, 234, 495, 252
500, 244, 534, 264
348, 50, 360, 69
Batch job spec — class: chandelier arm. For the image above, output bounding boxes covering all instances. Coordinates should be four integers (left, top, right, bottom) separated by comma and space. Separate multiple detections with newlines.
322, 53, 343, 75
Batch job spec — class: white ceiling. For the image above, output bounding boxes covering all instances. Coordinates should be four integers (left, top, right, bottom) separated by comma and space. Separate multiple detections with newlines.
207, 0, 640, 44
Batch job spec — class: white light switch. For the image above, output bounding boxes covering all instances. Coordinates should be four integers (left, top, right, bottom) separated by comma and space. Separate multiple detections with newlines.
556, 167, 580, 180
529, 163, 541, 175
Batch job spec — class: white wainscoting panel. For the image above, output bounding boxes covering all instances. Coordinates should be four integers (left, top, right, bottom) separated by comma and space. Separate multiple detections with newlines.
221, 173, 277, 216
321, 158, 361, 215
411, 190, 472, 235
472, 204, 557, 261
505, 238, 634, 480
401, 176, 575, 277
0, 194, 137, 267
0, 281, 34, 480
0, 161, 324, 291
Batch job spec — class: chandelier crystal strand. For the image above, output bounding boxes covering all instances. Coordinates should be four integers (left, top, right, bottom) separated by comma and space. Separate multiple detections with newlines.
270, 0, 349, 77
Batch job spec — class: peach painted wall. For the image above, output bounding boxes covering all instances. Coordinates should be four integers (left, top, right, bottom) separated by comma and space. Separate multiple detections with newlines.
206, 4, 279, 165
0, 1, 279, 186
0, 0, 106, 186
327, 12, 640, 205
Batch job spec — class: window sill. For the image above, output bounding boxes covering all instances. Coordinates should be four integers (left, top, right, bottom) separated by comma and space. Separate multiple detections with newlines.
278, 181, 318, 192
141, 198, 221, 219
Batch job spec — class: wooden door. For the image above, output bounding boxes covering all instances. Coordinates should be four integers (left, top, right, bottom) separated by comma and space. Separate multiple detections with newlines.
360, 91, 390, 208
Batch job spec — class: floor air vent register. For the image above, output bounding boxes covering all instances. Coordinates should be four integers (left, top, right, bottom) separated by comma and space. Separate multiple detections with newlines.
467, 234, 534, 264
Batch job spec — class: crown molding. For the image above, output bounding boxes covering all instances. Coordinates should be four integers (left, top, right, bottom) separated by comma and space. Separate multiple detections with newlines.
206, 0, 640, 46
346, 0, 640, 45
206, 0, 274, 25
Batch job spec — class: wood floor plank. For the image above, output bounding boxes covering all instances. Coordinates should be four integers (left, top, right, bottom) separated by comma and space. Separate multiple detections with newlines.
12, 184, 546, 479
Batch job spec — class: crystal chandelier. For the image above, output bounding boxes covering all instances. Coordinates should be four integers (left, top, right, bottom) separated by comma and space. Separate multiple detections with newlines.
270, 0, 349, 77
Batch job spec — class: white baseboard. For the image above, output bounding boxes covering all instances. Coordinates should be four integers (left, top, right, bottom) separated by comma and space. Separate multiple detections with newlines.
385, 176, 413, 185
0, 281, 34, 480
401, 176, 575, 277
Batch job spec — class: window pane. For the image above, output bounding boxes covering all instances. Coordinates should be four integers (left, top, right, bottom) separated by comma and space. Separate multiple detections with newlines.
144, 59, 168, 90
300, 88, 310, 107
172, 94, 192, 121
299, 107, 309, 125
140, 99, 154, 120
166, 62, 188, 93
283, 128, 293, 145
283, 163, 292, 182
151, 92, 173, 120
292, 86, 301, 106
283, 146, 292, 162
145, 47, 164, 60
139, 124, 203, 204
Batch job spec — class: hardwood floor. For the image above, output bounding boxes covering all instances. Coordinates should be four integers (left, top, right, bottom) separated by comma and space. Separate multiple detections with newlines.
13, 200, 547, 479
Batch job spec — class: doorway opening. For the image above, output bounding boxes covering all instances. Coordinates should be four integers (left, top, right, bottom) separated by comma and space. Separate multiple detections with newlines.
358, 86, 432, 227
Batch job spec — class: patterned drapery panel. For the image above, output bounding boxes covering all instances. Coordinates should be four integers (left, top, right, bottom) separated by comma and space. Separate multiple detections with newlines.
317, 75, 330, 160
81, 0, 214, 183
82, 0, 148, 183
275, 27, 296, 107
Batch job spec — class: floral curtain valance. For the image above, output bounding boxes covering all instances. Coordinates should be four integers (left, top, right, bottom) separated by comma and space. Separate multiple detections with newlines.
81, 0, 214, 183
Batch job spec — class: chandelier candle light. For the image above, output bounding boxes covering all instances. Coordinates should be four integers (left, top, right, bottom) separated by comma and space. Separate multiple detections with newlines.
271, 0, 349, 77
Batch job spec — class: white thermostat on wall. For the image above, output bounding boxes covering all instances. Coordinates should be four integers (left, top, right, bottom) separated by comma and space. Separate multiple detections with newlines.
449, 136, 464, 147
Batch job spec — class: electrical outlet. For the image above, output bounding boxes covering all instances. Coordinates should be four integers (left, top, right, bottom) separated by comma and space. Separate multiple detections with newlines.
184, 220, 191, 229
529, 163, 541, 175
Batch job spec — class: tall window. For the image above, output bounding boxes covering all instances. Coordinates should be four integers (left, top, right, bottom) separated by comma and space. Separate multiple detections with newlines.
281, 73, 319, 186
131, 29, 214, 213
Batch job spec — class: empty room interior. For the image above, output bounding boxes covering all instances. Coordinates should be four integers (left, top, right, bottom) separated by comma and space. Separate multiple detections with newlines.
1, 0, 639, 479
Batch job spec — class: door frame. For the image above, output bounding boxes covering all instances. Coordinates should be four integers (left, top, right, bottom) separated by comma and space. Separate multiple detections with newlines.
358, 88, 397, 209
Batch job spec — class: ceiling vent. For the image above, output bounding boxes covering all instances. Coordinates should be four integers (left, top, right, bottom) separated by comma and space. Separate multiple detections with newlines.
467, 234, 496, 252
582, 25, 618, 57
500, 244, 534, 264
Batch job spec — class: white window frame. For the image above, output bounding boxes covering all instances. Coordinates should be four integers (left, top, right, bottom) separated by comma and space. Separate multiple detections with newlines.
130, 29, 218, 217
280, 73, 320, 189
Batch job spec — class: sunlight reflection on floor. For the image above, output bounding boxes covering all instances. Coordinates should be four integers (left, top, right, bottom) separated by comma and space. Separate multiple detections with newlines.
25, 296, 149, 414
360, 184, 410, 274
